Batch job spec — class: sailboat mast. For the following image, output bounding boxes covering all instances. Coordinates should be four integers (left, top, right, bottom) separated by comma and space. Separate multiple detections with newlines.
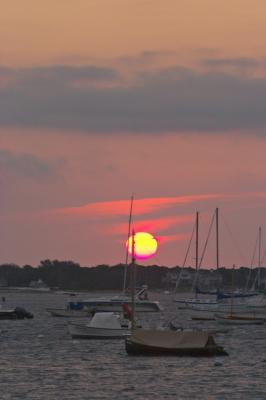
195, 211, 199, 299
130, 229, 136, 330
123, 194, 134, 294
196, 211, 199, 271
230, 264, 235, 317
216, 208, 219, 270
258, 226, 262, 288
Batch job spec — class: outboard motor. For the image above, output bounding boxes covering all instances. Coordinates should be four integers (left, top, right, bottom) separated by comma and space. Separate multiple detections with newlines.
14, 307, 34, 319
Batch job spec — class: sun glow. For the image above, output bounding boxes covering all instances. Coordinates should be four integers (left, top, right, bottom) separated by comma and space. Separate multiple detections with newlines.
126, 232, 158, 260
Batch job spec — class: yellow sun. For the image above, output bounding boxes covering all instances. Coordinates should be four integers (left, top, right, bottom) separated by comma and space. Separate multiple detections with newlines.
126, 232, 158, 260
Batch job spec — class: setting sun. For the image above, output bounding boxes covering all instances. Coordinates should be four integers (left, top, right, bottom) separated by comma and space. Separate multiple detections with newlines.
126, 232, 158, 260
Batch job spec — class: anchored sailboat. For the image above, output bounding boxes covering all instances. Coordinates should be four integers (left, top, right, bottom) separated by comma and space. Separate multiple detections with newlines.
75, 195, 161, 313
215, 265, 265, 325
174, 209, 218, 311
125, 230, 228, 356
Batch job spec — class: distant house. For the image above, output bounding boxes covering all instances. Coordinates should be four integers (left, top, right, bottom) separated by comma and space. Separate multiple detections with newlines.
29, 279, 49, 289
179, 270, 195, 283
163, 269, 195, 286
162, 271, 178, 285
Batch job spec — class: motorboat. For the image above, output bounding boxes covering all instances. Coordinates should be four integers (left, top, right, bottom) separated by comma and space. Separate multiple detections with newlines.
0, 306, 33, 320
68, 312, 131, 339
77, 286, 162, 313
125, 329, 228, 356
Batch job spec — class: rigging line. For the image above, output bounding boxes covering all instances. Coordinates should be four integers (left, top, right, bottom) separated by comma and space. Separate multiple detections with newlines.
199, 211, 215, 269
220, 212, 247, 266
261, 249, 266, 264
245, 231, 259, 292
192, 210, 215, 292
175, 222, 196, 292
123, 194, 134, 294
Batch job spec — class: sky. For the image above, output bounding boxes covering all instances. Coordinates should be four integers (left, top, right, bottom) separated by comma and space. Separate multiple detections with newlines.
1, 0, 266, 268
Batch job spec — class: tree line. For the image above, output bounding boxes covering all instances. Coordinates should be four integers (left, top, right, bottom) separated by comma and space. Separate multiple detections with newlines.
0, 259, 263, 291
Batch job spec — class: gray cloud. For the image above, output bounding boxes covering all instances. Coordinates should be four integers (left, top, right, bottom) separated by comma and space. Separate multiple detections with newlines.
118, 50, 174, 66
0, 65, 117, 87
0, 150, 58, 181
0, 64, 266, 133
203, 57, 263, 69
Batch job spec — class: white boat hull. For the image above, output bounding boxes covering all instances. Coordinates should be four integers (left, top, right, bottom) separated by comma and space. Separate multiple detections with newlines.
175, 298, 218, 311
68, 323, 130, 339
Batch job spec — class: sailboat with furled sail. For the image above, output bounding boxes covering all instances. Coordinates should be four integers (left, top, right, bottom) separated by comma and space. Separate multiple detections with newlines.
174, 209, 219, 311
47, 195, 161, 318
215, 265, 265, 325
72, 195, 161, 313
125, 230, 228, 356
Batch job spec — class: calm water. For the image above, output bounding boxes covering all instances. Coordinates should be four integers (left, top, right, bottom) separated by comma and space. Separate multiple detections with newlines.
0, 291, 266, 400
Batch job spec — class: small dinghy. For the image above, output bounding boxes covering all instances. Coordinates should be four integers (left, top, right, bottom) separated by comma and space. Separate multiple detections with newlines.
125, 329, 228, 357
0, 307, 33, 320
68, 312, 130, 339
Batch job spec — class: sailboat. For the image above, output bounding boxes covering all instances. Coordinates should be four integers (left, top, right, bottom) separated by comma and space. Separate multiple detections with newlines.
243, 226, 266, 308
215, 265, 265, 325
74, 195, 161, 313
47, 196, 161, 316
215, 226, 266, 313
174, 209, 219, 311
125, 231, 228, 356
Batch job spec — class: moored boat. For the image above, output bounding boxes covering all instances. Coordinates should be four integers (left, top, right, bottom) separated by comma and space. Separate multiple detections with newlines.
77, 295, 162, 313
0, 307, 33, 319
125, 329, 228, 356
68, 312, 130, 339
214, 313, 265, 325
125, 230, 228, 357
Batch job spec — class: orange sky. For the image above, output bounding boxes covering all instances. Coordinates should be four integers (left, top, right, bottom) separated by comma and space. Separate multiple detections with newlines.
1, 1, 266, 66
1, 1, 266, 268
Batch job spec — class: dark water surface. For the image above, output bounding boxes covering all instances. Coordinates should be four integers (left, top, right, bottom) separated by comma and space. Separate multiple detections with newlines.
0, 291, 265, 400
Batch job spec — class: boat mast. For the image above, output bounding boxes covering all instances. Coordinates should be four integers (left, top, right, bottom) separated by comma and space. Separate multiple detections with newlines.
258, 226, 262, 288
216, 208, 219, 270
130, 229, 136, 330
230, 264, 235, 317
196, 211, 199, 271
123, 194, 134, 294
195, 211, 199, 298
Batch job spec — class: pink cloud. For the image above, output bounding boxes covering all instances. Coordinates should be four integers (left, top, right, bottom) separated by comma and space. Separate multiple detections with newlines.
51, 194, 223, 219
157, 233, 190, 244
104, 214, 194, 237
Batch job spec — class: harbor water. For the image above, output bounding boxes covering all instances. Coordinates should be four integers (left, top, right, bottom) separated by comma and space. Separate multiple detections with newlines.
0, 291, 266, 400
